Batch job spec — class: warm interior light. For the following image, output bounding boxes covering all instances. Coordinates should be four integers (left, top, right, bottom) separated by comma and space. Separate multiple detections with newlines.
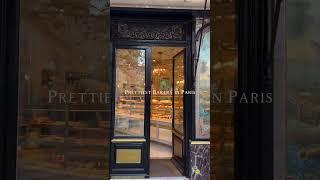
152, 68, 167, 74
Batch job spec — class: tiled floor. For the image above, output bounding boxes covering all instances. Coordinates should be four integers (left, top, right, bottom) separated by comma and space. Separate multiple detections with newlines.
150, 142, 172, 159
111, 160, 185, 180
112, 143, 184, 179
150, 159, 182, 177
112, 178, 187, 180
111, 177, 187, 180
149, 178, 187, 179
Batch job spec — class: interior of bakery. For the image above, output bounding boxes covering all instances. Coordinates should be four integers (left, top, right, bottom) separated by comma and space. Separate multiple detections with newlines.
114, 46, 185, 177
150, 47, 184, 177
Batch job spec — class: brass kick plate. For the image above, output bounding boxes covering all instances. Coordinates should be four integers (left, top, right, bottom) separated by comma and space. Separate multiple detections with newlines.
116, 149, 141, 164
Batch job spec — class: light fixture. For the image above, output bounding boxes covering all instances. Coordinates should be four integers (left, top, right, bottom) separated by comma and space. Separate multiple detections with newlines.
152, 68, 167, 74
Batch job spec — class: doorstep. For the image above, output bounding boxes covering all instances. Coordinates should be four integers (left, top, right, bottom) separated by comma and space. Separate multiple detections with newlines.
111, 177, 188, 180
149, 177, 188, 179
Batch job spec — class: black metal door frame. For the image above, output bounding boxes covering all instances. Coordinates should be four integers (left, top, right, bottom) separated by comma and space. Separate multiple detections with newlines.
110, 45, 152, 176
110, 42, 192, 177
172, 49, 187, 174
110, 9, 193, 177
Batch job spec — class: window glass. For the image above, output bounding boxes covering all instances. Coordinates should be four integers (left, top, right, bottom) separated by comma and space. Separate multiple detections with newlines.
114, 49, 145, 136
287, 0, 320, 179
17, 0, 111, 179
173, 51, 185, 134
195, 30, 210, 139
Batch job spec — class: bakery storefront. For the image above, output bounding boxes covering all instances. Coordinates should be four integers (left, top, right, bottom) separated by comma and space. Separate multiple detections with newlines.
2, 0, 213, 179
1, 0, 276, 179
109, 6, 211, 178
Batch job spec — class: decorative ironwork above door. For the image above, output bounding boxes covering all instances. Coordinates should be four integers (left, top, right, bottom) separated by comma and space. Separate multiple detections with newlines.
112, 21, 186, 41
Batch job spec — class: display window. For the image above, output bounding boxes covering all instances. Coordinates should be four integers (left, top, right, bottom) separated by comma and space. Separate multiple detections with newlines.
286, 0, 320, 179
16, 0, 111, 179
114, 49, 146, 137
195, 25, 210, 139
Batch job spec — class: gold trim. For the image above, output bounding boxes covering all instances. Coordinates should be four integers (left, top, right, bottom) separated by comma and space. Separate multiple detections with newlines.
190, 141, 210, 145
116, 149, 141, 164
112, 138, 146, 143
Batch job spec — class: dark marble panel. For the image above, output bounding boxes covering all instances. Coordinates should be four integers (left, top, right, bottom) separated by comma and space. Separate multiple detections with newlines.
190, 143, 210, 180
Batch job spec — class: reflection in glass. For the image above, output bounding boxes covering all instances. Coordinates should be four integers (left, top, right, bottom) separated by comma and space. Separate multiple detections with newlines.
114, 49, 145, 136
173, 51, 185, 134
211, 0, 237, 178
287, 0, 320, 179
17, 0, 111, 179
196, 31, 210, 139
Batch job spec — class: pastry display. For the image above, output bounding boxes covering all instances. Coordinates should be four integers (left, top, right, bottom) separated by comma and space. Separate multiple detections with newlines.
19, 107, 109, 178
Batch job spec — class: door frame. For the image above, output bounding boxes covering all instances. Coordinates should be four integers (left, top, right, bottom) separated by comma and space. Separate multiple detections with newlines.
110, 45, 151, 176
172, 49, 187, 173
110, 9, 193, 177
110, 43, 192, 177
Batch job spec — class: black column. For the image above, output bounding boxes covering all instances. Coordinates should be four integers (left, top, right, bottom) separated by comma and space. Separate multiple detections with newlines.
0, 0, 20, 179
236, 0, 274, 180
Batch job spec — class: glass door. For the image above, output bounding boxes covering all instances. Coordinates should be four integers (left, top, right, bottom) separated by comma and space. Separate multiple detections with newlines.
172, 49, 186, 173
111, 47, 151, 176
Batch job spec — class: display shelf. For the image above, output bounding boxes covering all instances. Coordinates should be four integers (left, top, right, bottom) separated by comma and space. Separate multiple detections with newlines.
19, 104, 110, 176
20, 105, 109, 148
